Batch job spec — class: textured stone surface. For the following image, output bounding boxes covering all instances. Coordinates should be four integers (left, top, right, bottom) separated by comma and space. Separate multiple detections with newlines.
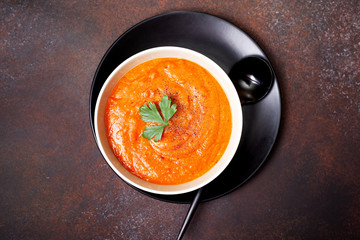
1, 0, 359, 239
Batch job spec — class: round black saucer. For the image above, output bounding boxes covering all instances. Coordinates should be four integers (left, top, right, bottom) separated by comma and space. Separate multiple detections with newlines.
90, 11, 281, 204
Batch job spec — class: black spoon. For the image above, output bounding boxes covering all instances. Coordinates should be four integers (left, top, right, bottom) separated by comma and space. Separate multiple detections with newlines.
176, 56, 274, 240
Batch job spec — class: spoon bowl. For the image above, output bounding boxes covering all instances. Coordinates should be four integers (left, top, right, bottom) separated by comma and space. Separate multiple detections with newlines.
229, 56, 274, 104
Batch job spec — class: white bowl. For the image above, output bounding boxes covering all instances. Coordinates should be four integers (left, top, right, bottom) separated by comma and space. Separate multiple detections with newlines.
95, 46, 242, 195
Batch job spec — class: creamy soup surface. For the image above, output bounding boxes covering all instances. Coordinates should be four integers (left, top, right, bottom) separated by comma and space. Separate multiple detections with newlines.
105, 58, 232, 185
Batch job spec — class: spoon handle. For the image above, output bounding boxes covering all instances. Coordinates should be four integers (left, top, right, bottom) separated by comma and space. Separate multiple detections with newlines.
176, 188, 203, 240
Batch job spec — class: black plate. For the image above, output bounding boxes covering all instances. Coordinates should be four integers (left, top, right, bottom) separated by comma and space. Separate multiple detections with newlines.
90, 11, 281, 204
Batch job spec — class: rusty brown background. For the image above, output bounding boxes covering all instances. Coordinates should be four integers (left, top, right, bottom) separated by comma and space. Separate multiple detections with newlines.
1, 0, 359, 239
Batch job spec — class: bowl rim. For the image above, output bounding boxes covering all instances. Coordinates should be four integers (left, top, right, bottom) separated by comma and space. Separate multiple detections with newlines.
94, 46, 243, 195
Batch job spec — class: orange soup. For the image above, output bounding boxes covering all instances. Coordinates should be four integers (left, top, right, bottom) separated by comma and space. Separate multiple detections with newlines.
105, 58, 232, 185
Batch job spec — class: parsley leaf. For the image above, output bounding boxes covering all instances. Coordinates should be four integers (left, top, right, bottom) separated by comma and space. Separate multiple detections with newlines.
142, 125, 166, 142
140, 95, 177, 142
159, 95, 177, 122
139, 102, 167, 125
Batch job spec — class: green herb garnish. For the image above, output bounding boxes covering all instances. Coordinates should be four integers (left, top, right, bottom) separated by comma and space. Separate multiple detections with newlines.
140, 95, 177, 142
